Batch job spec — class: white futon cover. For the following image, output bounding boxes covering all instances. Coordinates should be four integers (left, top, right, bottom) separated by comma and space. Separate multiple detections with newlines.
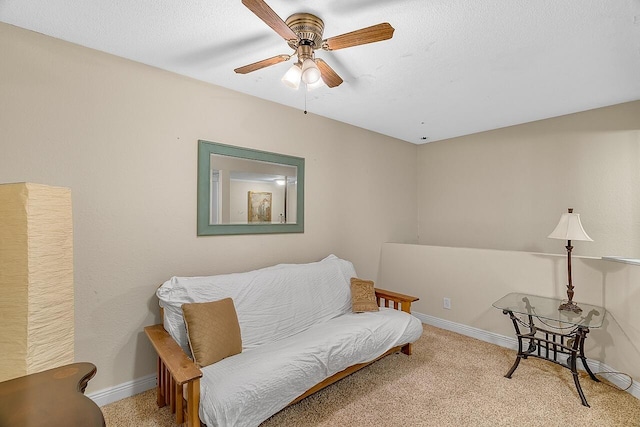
156, 255, 423, 427
157, 255, 355, 355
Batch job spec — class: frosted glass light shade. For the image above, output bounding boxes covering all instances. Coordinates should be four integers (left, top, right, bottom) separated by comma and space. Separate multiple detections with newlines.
301, 59, 321, 84
548, 210, 593, 241
0, 183, 74, 382
306, 76, 325, 91
281, 63, 302, 89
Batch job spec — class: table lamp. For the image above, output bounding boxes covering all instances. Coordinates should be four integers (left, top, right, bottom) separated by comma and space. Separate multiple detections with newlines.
548, 208, 593, 313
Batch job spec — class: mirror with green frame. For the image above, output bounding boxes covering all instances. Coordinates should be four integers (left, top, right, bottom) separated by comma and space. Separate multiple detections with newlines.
197, 140, 305, 235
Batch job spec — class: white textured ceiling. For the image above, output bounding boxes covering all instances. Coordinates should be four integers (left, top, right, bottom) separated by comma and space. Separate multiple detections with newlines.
2, 0, 639, 143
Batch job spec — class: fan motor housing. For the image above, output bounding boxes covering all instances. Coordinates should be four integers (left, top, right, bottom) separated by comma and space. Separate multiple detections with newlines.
285, 13, 324, 49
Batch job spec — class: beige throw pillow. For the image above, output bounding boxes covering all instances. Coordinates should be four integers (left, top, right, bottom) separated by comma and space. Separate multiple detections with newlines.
351, 278, 379, 313
181, 298, 242, 368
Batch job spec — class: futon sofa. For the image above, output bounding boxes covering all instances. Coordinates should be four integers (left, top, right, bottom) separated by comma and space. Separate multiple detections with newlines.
145, 255, 423, 427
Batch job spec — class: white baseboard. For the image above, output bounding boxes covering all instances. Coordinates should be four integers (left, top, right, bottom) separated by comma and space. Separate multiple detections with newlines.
88, 313, 639, 406
413, 312, 519, 351
412, 311, 640, 400
87, 373, 156, 407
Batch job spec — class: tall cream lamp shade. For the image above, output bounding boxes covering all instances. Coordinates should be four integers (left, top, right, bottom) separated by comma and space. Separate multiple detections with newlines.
548, 211, 593, 242
0, 183, 74, 382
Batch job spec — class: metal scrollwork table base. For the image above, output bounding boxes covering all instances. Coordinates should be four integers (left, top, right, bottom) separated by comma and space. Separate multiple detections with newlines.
493, 293, 606, 407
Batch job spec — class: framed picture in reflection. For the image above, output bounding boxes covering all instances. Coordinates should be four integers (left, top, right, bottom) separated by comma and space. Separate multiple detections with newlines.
248, 191, 272, 223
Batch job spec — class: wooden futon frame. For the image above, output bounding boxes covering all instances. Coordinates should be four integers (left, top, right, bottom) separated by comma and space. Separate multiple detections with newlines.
144, 288, 419, 427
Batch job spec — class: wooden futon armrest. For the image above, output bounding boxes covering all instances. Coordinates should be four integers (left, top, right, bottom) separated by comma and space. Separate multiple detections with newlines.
374, 288, 419, 313
144, 324, 202, 427
374, 288, 420, 355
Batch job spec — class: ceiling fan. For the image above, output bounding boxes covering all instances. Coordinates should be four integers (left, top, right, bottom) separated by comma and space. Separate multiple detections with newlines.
234, 0, 395, 89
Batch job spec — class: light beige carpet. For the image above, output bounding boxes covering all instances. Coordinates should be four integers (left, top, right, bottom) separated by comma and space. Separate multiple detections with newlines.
101, 324, 640, 426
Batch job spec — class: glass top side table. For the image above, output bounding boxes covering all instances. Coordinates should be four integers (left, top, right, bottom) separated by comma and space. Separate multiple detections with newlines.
492, 292, 606, 407
493, 293, 606, 328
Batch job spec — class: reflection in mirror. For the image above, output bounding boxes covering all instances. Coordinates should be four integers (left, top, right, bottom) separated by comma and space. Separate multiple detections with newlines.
210, 154, 297, 225
198, 140, 304, 235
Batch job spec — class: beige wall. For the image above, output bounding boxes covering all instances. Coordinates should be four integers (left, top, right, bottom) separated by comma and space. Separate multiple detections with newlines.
411, 102, 640, 387
417, 101, 640, 259
379, 243, 640, 384
0, 23, 418, 392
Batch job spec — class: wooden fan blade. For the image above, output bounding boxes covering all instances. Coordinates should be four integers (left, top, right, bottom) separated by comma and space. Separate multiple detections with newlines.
234, 55, 290, 74
322, 23, 394, 51
241, 0, 297, 41
316, 59, 343, 88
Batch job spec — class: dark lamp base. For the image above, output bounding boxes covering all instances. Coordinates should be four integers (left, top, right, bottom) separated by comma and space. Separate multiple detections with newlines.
559, 300, 583, 313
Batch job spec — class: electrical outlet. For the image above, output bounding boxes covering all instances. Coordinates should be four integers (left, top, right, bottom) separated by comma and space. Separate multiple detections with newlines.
443, 297, 451, 310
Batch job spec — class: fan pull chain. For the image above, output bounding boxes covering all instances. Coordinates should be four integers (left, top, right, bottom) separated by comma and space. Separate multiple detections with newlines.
304, 89, 308, 115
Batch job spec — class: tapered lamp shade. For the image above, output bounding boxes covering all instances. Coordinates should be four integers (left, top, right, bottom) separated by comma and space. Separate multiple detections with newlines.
301, 59, 321, 84
281, 63, 302, 89
306, 76, 325, 91
548, 212, 593, 242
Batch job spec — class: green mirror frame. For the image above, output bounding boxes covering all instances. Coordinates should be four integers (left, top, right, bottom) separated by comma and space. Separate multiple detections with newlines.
197, 140, 305, 236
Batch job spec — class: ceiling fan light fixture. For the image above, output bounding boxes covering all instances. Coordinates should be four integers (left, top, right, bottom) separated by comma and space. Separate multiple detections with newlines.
301, 59, 321, 84
281, 63, 302, 89
236, 2, 394, 90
